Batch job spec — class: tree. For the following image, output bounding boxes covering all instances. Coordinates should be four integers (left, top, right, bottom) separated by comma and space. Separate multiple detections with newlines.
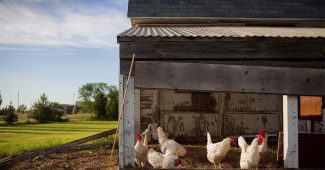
0, 93, 2, 107
106, 86, 118, 120
1, 102, 18, 124
78, 83, 111, 112
94, 93, 108, 120
17, 104, 27, 114
31, 93, 65, 123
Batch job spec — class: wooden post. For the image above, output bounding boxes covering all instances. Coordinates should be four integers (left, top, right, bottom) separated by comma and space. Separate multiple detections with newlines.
135, 89, 141, 133
119, 75, 135, 168
283, 95, 299, 168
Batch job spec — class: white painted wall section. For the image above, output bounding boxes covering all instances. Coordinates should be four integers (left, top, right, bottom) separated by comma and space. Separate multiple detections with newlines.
119, 75, 135, 168
283, 95, 299, 168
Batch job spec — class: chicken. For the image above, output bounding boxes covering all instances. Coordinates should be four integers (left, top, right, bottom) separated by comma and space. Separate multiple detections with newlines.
148, 148, 164, 168
257, 129, 268, 154
157, 127, 188, 157
151, 123, 159, 141
147, 140, 182, 169
162, 140, 182, 168
206, 132, 237, 168
142, 124, 152, 143
134, 132, 148, 167
238, 136, 263, 169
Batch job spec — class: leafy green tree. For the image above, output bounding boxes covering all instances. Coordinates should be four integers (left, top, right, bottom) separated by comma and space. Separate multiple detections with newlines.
106, 86, 118, 120
31, 93, 65, 123
78, 83, 110, 112
1, 102, 18, 124
17, 104, 27, 114
94, 93, 108, 120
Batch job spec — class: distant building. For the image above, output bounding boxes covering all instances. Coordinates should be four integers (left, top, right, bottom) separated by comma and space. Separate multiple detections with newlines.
60, 104, 73, 114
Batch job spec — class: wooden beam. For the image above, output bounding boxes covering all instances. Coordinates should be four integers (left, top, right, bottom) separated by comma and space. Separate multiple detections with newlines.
134, 61, 325, 96
120, 40, 325, 59
120, 59, 325, 75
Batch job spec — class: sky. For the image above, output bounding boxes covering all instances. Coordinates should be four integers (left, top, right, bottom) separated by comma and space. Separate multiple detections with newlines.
0, 0, 130, 107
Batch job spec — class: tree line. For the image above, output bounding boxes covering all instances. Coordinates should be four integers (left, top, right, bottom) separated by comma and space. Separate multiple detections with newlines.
78, 82, 118, 121
0, 82, 118, 124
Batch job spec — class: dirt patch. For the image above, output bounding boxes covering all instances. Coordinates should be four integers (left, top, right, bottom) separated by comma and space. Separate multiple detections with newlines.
4, 148, 118, 170
4, 144, 278, 169
179, 144, 278, 169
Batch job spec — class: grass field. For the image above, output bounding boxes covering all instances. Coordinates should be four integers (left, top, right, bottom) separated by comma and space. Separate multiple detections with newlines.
0, 117, 117, 158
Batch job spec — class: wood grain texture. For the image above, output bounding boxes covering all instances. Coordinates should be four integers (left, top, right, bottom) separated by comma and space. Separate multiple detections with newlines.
120, 59, 325, 75
120, 40, 325, 59
134, 61, 325, 95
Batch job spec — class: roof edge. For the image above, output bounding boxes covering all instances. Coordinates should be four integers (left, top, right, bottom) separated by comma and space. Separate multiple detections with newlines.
130, 17, 325, 27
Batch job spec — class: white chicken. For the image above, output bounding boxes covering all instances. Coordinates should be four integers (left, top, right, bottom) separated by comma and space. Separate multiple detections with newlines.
142, 124, 152, 143
148, 148, 164, 168
157, 127, 188, 157
151, 122, 159, 141
257, 129, 268, 154
238, 135, 263, 169
206, 132, 237, 168
134, 132, 148, 167
147, 140, 182, 169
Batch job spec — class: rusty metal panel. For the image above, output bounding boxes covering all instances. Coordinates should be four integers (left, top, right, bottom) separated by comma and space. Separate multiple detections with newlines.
224, 92, 281, 113
300, 96, 322, 118
222, 113, 280, 136
162, 111, 220, 138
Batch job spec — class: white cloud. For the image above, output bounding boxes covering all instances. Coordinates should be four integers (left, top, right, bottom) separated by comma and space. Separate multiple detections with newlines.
0, 1, 130, 48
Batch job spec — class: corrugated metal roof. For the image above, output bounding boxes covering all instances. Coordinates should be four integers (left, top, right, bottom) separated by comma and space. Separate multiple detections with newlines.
118, 26, 325, 39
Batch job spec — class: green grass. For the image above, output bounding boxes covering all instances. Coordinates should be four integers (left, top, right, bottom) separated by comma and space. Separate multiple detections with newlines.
0, 120, 117, 158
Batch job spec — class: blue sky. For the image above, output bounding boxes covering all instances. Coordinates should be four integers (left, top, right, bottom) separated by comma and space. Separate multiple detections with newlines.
0, 0, 130, 107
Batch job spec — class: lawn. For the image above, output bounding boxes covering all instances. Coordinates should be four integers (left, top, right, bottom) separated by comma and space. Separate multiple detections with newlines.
0, 120, 117, 158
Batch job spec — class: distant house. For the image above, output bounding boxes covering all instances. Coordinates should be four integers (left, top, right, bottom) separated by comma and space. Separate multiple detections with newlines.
60, 102, 81, 114
60, 104, 73, 114
117, 0, 325, 168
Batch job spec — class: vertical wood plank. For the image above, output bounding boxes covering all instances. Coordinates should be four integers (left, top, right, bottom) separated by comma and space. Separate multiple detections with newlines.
218, 92, 225, 138
119, 76, 135, 168
283, 95, 299, 168
135, 89, 141, 133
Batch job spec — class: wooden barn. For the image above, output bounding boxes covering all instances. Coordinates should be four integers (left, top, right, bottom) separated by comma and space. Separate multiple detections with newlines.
117, 0, 325, 168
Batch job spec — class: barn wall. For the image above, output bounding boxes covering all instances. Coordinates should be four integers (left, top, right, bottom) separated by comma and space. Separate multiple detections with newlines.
139, 89, 282, 138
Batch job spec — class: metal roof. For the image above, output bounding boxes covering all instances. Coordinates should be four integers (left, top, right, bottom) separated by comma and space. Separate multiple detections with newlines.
118, 26, 325, 40
128, 0, 325, 19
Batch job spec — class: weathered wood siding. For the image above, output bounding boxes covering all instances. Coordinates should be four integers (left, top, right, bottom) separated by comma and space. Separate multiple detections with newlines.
139, 89, 282, 138
135, 61, 325, 96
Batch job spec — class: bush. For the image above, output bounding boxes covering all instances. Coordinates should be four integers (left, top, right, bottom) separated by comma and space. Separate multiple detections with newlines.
31, 93, 66, 123
17, 104, 27, 114
1, 103, 18, 124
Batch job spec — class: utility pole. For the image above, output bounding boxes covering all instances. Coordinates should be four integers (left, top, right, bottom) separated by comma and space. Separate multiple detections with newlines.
73, 93, 75, 106
17, 91, 20, 109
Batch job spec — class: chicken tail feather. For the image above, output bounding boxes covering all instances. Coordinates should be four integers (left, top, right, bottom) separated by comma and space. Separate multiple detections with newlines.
207, 132, 212, 144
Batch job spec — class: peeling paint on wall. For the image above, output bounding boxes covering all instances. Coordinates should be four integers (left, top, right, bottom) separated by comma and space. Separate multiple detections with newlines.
163, 111, 220, 138
139, 89, 282, 137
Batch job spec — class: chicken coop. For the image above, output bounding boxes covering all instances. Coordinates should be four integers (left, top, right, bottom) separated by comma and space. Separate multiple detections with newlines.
117, 0, 325, 169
